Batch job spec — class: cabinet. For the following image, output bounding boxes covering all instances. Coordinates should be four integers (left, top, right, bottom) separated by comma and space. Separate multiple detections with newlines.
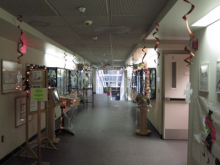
132, 69, 145, 95
71, 70, 94, 106
131, 68, 156, 99
47, 67, 71, 95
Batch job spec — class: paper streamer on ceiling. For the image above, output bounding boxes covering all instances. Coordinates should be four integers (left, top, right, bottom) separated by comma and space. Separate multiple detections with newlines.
132, 54, 134, 70
64, 52, 67, 69
182, 0, 196, 65
152, 22, 160, 62
17, 15, 24, 64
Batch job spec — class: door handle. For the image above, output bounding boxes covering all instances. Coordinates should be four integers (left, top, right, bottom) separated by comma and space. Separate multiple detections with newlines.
165, 97, 185, 101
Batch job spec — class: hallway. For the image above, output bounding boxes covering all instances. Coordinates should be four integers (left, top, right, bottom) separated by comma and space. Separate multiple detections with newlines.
3, 94, 187, 165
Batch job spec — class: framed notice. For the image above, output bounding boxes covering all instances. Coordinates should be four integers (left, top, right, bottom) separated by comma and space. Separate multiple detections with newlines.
1, 60, 22, 94
216, 61, 220, 93
199, 63, 209, 92
32, 71, 42, 82
15, 97, 32, 127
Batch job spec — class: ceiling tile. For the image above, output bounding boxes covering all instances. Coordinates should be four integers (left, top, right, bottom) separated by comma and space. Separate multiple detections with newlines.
27, 16, 69, 27
87, 44, 111, 48
0, 0, 172, 67
110, 0, 167, 16
0, 0, 57, 16
49, 34, 82, 44
112, 34, 143, 44
112, 16, 152, 27
130, 26, 149, 34
34, 27, 74, 35
78, 34, 110, 44
92, 26, 130, 34
49, 0, 108, 16
72, 27, 93, 34
63, 16, 110, 27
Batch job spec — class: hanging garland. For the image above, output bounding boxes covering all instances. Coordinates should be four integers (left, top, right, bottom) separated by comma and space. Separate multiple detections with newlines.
152, 22, 160, 63
144, 69, 150, 98
182, 0, 196, 65
17, 15, 24, 64
23, 64, 47, 98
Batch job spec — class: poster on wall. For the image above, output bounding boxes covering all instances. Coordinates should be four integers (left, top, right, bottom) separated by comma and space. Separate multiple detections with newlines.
216, 61, 220, 93
199, 63, 209, 92
192, 97, 220, 165
30, 85, 46, 112
1, 60, 22, 94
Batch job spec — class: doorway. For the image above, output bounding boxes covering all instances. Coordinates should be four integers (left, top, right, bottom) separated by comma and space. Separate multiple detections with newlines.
96, 70, 125, 101
163, 54, 189, 140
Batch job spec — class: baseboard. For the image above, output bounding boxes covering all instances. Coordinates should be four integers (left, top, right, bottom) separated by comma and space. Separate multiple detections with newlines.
164, 129, 188, 140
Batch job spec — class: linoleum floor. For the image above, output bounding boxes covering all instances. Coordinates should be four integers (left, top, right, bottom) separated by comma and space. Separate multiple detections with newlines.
2, 94, 187, 165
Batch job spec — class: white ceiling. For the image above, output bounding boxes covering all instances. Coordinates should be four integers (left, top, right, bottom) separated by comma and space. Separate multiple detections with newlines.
147, 0, 220, 40
0, 0, 220, 68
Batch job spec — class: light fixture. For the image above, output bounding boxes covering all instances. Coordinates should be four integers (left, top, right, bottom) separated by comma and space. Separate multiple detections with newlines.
93, 36, 98, 41
78, 7, 86, 14
192, 4, 220, 27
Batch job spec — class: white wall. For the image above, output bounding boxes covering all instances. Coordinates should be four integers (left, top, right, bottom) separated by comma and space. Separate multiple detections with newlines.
147, 52, 163, 135
0, 7, 85, 160
188, 20, 220, 165
0, 36, 75, 160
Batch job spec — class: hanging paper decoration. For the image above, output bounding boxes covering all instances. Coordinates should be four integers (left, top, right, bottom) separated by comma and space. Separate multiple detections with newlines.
131, 54, 136, 72
184, 82, 193, 103
141, 39, 147, 67
202, 110, 220, 164
182, 0, 196, 65
64, 52, 67, 69
17, 15, 24, 63
72, 56, 76, 70
152, 23, 160, 62
106, 86, 111, 96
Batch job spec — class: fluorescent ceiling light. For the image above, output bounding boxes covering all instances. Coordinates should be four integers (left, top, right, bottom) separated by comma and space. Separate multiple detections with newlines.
192, 4, 220, 27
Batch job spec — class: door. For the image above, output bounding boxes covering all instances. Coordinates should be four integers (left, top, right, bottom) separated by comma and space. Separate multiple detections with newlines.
163, 54, 189, 140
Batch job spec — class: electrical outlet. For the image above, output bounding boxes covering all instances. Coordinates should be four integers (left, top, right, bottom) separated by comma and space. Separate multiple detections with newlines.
1, 135, 4, 142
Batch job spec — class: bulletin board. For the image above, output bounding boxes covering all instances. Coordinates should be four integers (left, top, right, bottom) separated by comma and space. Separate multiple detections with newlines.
1, 60, 23, 94
27, 68, 48, 114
